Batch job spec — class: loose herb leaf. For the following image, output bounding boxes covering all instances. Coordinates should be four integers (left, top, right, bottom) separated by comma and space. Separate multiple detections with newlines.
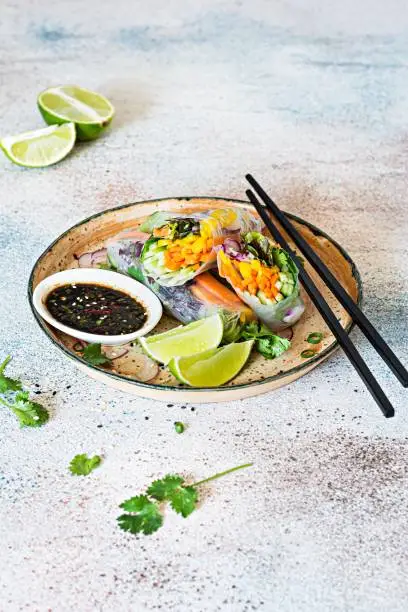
307, 332, 323, 345
0, 355, 22, 393
118, 463, 253, 536
82, 344, 111, 366
174, 421, 185, 434
118, 495, 163, 535
69, 453, 101, 476
0, 391, 49, 428
240, 322, 291, 359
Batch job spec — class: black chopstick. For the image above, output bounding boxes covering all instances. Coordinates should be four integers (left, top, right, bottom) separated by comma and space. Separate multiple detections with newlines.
246, 188, 395, 418
246, 173, 408, 389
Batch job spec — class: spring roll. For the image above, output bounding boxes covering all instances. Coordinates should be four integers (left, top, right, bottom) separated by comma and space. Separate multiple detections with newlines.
137, 208, 260, 287
217, 231, 305, 331
107, 238, 256, 343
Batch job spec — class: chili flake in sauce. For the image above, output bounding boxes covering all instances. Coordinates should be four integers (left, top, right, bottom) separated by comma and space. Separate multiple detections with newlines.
46, 283, 147, 335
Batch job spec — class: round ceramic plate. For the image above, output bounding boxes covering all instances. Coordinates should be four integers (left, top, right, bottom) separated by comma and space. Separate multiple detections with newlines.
28, 197, 362, 403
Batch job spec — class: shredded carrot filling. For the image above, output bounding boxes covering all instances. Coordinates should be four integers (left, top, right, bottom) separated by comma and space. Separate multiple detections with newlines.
163, 232, 215, 271
219, 252, 280, 299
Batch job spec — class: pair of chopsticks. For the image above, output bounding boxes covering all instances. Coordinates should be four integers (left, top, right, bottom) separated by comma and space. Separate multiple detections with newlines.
246, 173, 408, 418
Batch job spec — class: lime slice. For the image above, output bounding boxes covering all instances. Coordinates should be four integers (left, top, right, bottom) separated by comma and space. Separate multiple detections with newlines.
0, 123, 76, 168
38, 85, 115, 141
168, 340, 254, 387
139, 314, 223, 364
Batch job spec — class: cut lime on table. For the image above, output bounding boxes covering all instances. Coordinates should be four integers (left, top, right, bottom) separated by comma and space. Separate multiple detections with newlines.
38, 85, 115, 141
168, 340, 254, 387
139, 314, 224, 364
0, 123, 76, 168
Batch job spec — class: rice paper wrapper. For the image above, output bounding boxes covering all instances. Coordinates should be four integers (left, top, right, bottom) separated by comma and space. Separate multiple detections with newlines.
107, 238, 255, 343
216, 232, 305, 331
233, 286, 305, 331
139, 208, 261, 287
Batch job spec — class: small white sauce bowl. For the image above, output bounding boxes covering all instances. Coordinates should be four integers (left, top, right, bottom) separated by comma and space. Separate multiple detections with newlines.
33, 268, 162, 346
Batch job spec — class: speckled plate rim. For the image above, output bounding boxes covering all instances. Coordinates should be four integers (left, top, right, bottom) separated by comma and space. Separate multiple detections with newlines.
27, 196, 363, 395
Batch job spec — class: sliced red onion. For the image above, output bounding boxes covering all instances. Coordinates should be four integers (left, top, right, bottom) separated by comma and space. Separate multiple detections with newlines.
102, 345, 129, 360
279, 327, 293, 341
90, 248, 108, 265
77, 248, 108, 268
76, 251, 93, 268
134, 241, 143, 257
117, 354, 159, 382
283, 304, 306, 324
224, 238, 241, 252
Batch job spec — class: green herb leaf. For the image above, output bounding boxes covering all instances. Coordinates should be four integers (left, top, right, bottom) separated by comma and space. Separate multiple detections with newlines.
118, 463, 252, 536
239, 320, 261, 339
219, 310, 242, 344
256, 335, 291, 359
0, 391, 49, 428
174, 421, 185, 434
148, 475, 198, 517
82, 344, 111, 366
69, 453, 101, 476
147, 474, 185, 501
307, 332, 323, 345
0, 355, 22, 393
118, 495, 163, 535
168, 485, 198, 517
243, 232, 275, 266
240, 322, 291, 359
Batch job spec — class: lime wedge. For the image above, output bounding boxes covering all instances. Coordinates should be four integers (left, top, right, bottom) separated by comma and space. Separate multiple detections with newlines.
168, 340, 254, 387
38, 85, 115, 141
0, 123, 76, 168
139, 314, 223, 364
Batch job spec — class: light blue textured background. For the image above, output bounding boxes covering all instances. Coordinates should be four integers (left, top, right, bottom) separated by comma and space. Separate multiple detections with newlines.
1, 1, 408, 610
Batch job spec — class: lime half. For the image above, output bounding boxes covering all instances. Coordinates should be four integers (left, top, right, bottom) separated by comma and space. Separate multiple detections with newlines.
38, 85, 114, 141
168, 340, 254, 387
139, 314, 224, 365
0, 123, 76, 168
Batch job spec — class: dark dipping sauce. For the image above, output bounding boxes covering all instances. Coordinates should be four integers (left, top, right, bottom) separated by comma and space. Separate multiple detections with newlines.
46, 283, 147, 336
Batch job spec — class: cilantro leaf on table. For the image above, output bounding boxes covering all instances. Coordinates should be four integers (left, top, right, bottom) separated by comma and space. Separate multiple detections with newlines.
148, 475, 198, 517
118, 495, 163, 535
0, 355, 22, 393
82, 344, 111, 366
168, 485, 197, 518
69, 453, 102, 476
0, 391, 49, 428
240, 322, 291, 359
117, 463, 253, 536
147, 475, 184, 500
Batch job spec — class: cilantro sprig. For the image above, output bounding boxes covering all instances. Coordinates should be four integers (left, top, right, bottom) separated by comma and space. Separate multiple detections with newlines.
0, 391, 49, 427
0, 356, 49, 428
69, 453, 102, 476
0, 355, 22, 393
117, 462, 253, 536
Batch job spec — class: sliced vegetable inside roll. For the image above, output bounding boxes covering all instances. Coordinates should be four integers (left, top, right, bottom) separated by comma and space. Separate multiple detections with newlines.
138, 208, 260, 287
107, 238, 256, 343
217, 231, 305, 331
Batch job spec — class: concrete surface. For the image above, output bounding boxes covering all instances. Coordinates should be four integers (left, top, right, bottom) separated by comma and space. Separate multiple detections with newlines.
1, 1, 408, 610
